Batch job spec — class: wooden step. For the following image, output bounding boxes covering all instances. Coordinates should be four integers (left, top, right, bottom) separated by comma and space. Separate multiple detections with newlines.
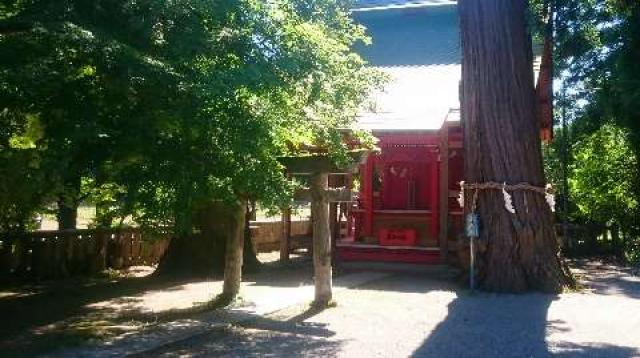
336, 245, 441, 264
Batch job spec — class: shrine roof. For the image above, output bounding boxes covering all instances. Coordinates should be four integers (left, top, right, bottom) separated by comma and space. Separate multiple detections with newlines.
353, 0, 457, 12
353, 2, 461, 131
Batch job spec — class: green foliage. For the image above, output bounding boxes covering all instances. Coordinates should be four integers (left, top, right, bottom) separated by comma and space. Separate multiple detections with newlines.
567, 124, 640, 262
546, 0, 640, 262
0, 148, 54, 233
569, 124, 638, 227
0, 1, 382, 235
555, 0, 640, 152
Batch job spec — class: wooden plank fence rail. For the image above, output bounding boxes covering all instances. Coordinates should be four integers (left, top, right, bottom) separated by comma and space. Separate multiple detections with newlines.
0, 220, 311, 280
0, 228, 169, 279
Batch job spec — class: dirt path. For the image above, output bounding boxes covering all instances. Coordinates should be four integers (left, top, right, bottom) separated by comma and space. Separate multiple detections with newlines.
142, 261, 640, 357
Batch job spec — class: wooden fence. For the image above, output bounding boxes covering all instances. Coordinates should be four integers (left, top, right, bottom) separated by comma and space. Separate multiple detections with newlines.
0, 220, 313, 280
0, 229, 169, 279
251, 220, 312, 252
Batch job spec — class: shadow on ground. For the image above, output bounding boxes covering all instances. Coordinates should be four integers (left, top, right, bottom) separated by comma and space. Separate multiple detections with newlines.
411, 262, 640, 357
133, 307, 341, 357
572, 259, 640, 299
135, 325, 341, 357
0, 256, 315, 356
324, 261, 639, 357
2, 257, 638, 357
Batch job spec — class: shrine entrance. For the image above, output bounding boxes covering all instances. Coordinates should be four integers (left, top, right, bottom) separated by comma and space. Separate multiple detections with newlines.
277, 116, 465, 268
336, 118, 465, 265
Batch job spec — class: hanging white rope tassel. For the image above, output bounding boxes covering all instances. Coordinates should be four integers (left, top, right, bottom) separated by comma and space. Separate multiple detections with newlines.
545, 184, 556, 212
457, 181, 465, 208
460, 181, 555, 215
502, 182, 516, 214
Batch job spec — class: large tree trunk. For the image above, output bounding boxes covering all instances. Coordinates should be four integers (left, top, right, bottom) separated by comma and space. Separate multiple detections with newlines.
155, 200, 257, 278
459, 0, 573, 292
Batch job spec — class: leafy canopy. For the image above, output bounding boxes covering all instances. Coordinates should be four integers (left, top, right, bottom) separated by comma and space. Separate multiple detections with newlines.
0, 0, 383, 234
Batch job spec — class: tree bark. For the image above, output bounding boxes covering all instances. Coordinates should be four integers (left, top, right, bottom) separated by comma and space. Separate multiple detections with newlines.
242, 202, 261, 273
459, 0, 573, 292
57, 174, 81, 230
56, 200, 78, 230
311, 172, 333, 306
222, 201, 246, 298
155, 200, 257, 278
610, 225, 621, 258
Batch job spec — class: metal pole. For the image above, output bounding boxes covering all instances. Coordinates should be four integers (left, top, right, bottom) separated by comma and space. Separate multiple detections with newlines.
469, 236, 475, 291
466, 211, 479, 291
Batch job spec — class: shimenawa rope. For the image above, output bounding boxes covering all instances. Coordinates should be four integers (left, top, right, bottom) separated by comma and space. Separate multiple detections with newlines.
458, 181, 556, 214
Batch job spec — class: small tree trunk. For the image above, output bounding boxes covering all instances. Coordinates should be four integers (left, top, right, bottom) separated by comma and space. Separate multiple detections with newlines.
584, 222, 599, 255
610, 225, 621, 258
242, 202, 261, 273
311, 172, 332, 306
57, 175, 81, 230
57, 198, 78, 230
222, 200, 246, 298
459, 0, 573, 292
280, 207, 292, 262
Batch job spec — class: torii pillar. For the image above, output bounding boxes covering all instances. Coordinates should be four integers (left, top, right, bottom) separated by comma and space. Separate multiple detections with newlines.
310, 171, 332, 306
310, 172, 354, 306
279, 150, 367, 307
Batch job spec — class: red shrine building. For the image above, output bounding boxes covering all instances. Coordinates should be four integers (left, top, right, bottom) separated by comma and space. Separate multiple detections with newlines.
332, 0, 553, 265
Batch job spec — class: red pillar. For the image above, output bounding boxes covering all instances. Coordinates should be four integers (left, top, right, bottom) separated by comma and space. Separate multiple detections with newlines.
363, 155, 374, 237
429, 157, 439, 241
346, 174, 354, 238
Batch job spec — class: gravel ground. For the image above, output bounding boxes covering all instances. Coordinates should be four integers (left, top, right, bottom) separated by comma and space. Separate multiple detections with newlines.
144, 261, 640, 358
35, 260, 389, 357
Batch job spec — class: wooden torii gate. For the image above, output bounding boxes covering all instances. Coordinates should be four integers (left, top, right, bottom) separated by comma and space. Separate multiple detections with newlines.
279, 153, 363, 307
